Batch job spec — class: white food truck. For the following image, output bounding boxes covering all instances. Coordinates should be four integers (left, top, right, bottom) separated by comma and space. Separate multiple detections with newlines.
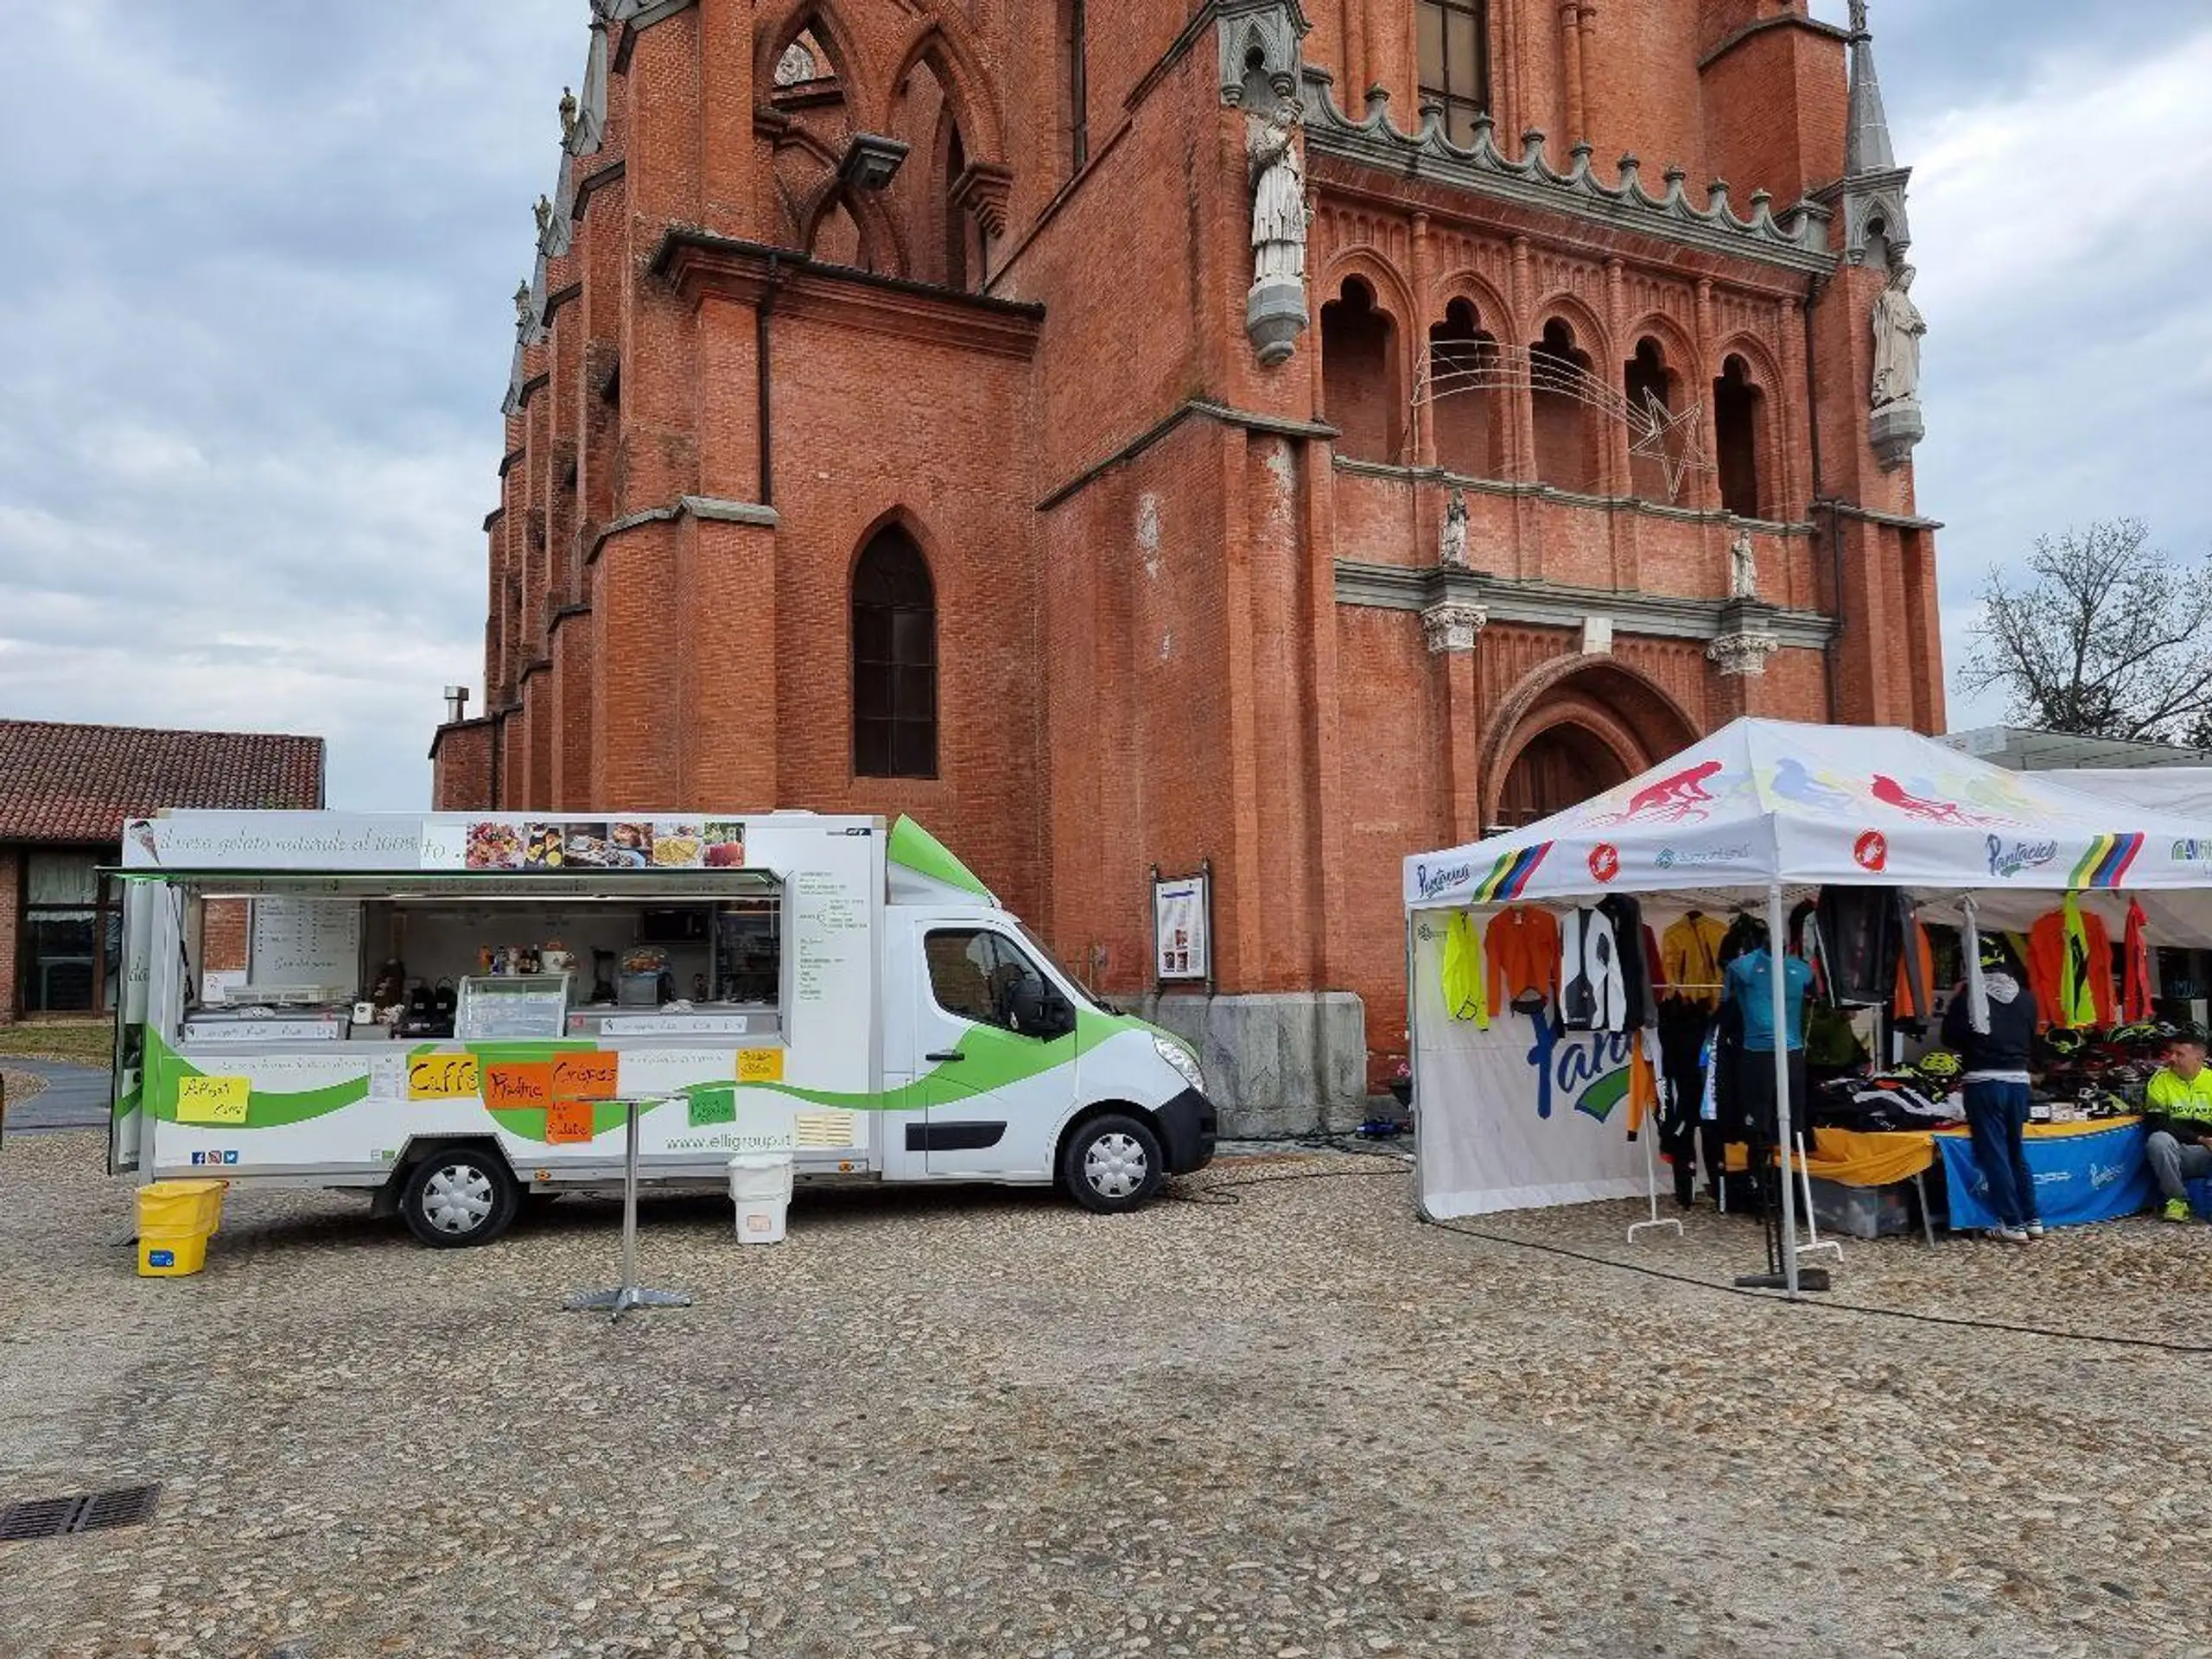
109, 810, 1217, 1246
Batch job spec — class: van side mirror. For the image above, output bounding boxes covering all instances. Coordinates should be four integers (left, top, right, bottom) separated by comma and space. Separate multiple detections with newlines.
1011, 981, 1074, 1039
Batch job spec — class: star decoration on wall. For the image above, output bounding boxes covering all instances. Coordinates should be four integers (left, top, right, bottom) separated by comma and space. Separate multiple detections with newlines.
1628, 390, 1712, 504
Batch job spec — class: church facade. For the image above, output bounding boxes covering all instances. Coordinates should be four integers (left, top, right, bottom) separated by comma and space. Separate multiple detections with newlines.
430, 0, 1942, 1123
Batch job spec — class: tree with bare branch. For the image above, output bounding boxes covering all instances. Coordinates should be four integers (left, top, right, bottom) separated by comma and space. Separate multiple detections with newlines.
1957, 519, 2212, 744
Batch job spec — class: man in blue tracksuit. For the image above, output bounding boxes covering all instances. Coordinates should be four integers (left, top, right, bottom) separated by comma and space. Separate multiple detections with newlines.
1940, 941, 2041, 1243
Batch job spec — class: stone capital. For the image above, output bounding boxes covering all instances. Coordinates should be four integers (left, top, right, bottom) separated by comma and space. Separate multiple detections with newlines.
1423, 601, 1488, 654
1707, 630, 1781, 677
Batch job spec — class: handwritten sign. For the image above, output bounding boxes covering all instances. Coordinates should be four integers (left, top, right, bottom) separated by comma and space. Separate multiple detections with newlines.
176, 1075, 251, 1126
545, 1099, 597, 1144
689, 1086, 737, 1128
408, 1053, 482, 1101
737, 1047, 785, 1084
552, 1051, 619, 1100
483, 1062, 555, 1110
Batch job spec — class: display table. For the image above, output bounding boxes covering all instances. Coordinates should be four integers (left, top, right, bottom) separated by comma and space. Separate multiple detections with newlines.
1934, 1116, 2152, 1232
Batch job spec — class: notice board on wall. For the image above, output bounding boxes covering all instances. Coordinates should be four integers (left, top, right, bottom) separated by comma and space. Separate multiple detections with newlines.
248, 899, 362, 994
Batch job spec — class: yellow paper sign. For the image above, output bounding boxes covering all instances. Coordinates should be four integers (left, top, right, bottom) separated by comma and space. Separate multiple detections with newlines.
176, 1074, 251, 1126
737, 1047, 785, 1084
408, 1053, 482, 1101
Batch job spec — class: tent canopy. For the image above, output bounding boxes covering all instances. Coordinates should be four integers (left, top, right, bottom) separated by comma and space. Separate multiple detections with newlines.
2039, 768, 2212, 821
1406, 718, 2212, 910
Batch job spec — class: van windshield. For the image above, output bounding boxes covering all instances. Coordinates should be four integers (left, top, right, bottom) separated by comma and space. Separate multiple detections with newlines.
1009, 918, 1118, 1014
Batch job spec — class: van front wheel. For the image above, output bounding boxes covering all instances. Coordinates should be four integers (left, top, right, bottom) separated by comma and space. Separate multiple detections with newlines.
1060, 1114, 1164, 1214
400, 1147, 519, 1248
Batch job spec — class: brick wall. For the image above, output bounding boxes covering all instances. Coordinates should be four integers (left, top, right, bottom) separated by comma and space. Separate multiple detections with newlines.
0, 847, 17, 1023
432, 0, 1945, 1085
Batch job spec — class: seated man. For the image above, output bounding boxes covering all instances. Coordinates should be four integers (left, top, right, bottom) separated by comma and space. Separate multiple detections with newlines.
2143, 1035, 2212, 1223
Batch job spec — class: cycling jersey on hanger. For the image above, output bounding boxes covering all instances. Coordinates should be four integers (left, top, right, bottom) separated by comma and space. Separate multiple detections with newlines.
1559, 907, 1626, 1032
1484, 906, 1560, 1015
1441, 910, 1488, 1028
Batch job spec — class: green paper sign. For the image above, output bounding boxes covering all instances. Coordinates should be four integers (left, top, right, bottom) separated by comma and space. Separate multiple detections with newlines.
688, 1086, 736, 1128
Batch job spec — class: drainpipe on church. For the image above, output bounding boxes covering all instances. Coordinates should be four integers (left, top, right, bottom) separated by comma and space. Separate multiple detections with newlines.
1802, 269, 1844, 723
758, 252, 784, 509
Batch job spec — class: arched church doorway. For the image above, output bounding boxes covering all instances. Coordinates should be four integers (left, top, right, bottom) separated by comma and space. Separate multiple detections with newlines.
1497, 722, 1630, 827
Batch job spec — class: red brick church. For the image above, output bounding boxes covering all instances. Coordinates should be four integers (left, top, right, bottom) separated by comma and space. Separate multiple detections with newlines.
431, 0, 1942, 1124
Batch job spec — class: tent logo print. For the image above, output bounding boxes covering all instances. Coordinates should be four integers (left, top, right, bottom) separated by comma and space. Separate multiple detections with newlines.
1524, 1007, 1633, 1122
1853, 831, 1888, 873
1586, 843, 1620, 883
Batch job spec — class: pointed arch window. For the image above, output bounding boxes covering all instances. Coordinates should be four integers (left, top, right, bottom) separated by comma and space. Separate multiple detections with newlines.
853, 527, 938, 779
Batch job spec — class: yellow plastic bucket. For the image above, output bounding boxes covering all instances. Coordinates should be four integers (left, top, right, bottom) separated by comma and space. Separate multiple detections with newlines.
138, 1232, 209, 1277
136, 1181, 226, 1277
137, 1179, 226, 1236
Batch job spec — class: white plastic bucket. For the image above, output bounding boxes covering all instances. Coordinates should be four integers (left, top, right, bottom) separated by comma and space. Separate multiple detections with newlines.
728, 1154, 794, 1245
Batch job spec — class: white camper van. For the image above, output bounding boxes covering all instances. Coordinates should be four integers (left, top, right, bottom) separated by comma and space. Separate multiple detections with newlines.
110, 810, 1216, 1246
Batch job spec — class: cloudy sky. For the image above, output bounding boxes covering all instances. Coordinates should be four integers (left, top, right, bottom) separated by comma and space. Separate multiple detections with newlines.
2, 2, 2208, 808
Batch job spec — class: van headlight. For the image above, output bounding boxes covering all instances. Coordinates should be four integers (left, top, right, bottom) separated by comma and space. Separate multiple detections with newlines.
1154, 1036, 1205, 1094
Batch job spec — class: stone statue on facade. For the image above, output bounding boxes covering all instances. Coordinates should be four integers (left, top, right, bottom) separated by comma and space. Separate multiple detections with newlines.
1728, 529, 1758, 600
1870, 262, 1924, 410
513, 282, 534, 334
1243, 98, 1311, 366
1440, 488, 1469, 568
1848, 0, 1870, 35
560, 86, 580, 146
534, 194, 556, 241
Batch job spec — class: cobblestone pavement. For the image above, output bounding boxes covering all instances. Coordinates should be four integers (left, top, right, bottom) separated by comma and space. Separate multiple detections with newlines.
2, 1131, 2209, 1658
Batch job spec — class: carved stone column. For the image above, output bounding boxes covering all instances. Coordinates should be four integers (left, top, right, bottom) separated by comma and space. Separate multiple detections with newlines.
1424, 601, 1490, 654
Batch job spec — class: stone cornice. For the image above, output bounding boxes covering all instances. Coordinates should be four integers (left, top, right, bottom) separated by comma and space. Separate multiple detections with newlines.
549, 601, 593, 637
584, 495, 780, 567
543, 282, 583, 325
1333, 560, 1834, 651
482, 507, 505, 532
497, 447, 526, 479
575, 159, 626, 215
652, 231, 1045, 359
1037, 399, 1341, 512
1300, 70, 1835, 276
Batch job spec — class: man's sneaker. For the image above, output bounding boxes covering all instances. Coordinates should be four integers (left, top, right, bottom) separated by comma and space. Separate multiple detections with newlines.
2164, 1198, 2193, 1223
2024, 1222, 2046, 1239
1985, 1225, 2030, 1244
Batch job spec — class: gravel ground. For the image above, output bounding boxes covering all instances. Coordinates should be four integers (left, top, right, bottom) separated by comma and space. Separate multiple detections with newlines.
3, 1067, 51, 1106
2, 1130, 2209, 1658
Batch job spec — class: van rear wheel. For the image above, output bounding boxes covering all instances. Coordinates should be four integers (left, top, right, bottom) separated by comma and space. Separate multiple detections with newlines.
400, 1147, 519, 1248
1061, 1114, 1163, 1214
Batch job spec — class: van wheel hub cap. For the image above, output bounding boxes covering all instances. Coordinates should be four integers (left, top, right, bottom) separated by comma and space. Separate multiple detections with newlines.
1084, 1134, 1147, 1198
423, 1166, 494, 1233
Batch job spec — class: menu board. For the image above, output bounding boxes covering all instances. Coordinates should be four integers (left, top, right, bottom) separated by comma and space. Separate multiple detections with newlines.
791, 871, 868, 1010
249, 899, 361, 993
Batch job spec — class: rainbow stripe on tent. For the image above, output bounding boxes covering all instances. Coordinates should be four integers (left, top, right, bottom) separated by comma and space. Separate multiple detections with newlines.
1474, 842, 1550, 902
2070, 834, 2144, 890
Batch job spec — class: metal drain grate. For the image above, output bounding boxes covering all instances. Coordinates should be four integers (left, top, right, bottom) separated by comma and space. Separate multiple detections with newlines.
0, 1484, 161, 1541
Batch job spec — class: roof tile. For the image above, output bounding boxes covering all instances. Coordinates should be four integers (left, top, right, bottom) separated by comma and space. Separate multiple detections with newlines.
0, 719, 325, 843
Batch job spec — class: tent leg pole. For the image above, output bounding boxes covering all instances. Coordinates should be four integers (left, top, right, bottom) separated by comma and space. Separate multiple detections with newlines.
1768, 882, 1801, 1300
1628, 1103, 1682, 1243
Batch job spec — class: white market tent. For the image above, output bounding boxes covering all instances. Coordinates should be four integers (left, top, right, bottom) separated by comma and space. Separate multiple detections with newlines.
1402, 718, 2212, 1292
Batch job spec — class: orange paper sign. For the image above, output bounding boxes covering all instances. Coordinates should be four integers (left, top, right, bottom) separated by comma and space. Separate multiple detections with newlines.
545, 1099, 597, 1144
408, 1052, 482, 1101
552, 1051, 620, 1100
483, 1062, 555, 1110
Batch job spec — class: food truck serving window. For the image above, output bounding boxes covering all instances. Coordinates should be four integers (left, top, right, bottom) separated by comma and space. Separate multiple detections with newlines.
167, 872, 785, 1046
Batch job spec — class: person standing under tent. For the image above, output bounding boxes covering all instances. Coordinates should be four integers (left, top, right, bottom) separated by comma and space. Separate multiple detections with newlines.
2142, 1033, 2212, 1224
1939, 938, 2042, 1244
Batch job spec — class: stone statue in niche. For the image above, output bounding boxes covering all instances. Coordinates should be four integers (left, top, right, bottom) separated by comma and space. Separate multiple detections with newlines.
1248, 100, 1307, 286
1728, 529, 1758, 600
1440, 488, 1469, 568
1243, 98, 1311, 366
1870, 263, 1925, 410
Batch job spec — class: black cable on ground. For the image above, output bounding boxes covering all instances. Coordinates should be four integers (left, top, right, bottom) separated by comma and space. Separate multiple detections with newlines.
1168, 1156, 2212, 1355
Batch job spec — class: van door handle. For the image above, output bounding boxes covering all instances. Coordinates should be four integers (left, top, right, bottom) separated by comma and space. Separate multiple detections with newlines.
925, 1049, 965, 1064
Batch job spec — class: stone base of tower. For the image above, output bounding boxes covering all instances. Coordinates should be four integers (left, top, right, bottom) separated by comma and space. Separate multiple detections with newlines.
1141, 991, 1370, 1139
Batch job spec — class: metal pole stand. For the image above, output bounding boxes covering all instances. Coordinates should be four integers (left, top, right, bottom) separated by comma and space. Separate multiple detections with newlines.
1792, 1133, 1843, 1263
567, 1098, 693, 1325
1626, 1121, 1683, 1244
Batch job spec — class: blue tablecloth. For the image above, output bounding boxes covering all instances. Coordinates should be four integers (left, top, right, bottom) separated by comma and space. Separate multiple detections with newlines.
1938, 1119, 2152, 1231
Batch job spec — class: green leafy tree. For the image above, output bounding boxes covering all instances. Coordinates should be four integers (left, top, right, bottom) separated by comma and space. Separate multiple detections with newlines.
1958, 519, 2212, 744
